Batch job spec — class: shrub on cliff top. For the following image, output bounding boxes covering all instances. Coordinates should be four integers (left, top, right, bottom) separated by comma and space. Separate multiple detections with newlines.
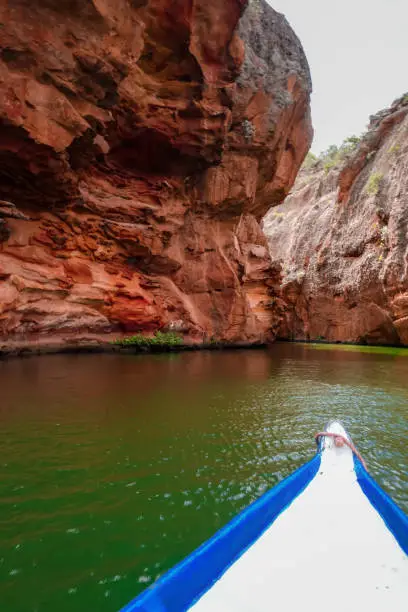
114, 331, 183, 348
323, 158, 338, 173
302, 152, 318, 169
319, 135, 361, 173
302, 139, 361, 175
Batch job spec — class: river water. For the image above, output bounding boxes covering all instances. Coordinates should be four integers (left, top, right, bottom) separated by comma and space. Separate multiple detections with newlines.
1, 343, 407, 611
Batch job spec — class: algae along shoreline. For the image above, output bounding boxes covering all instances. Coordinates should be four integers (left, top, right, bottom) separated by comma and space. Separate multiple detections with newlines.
301, 342, 408, 357
3, 335, 408, 360
0, 337, 269, 360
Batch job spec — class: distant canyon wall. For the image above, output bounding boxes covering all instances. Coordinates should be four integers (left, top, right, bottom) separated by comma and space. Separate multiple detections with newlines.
264, 94, 408, 345
0, 0, 312, 351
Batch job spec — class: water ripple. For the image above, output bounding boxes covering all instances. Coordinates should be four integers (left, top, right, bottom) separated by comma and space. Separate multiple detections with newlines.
0, 346, 407, 611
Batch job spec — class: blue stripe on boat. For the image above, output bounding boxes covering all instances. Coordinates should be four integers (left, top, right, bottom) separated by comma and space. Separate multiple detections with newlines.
120, 453, 321, 611
354, 456, 408, 555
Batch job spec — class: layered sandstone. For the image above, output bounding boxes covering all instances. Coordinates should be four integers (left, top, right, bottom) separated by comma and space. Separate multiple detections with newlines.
0, 0, 311, 351
264, 94, 408, 345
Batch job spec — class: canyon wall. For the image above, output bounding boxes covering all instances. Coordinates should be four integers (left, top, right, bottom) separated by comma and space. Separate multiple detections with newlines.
0, 0, 312, 351
264, 94, 408, 345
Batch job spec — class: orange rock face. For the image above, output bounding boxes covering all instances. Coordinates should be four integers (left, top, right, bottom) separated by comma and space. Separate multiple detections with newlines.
0, 0, 311, 349
264, 95, 408, 345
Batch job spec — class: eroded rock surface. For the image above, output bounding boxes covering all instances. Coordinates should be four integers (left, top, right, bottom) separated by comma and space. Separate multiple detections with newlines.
264, 94, 408, 345
0, 0, 311, 349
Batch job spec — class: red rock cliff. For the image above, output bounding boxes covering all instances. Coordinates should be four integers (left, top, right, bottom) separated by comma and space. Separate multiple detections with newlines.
264, 94, 408, 345
0, 0, 312, 350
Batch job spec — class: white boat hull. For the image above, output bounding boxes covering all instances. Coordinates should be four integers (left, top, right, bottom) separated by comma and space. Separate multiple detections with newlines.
191, 421, 408, 611
122, 421, 408, 611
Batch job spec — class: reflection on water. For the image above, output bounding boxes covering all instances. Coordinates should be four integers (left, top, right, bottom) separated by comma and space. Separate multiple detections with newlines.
0, 344, 407, 611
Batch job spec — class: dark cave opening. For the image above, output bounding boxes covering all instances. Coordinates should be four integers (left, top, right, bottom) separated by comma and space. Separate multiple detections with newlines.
108, 128, 203, 176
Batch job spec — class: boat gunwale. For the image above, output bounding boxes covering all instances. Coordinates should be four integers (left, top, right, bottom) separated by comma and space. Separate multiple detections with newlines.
120, 453, 321, 611
120, 421, 408, 611
354, 455, 408, 555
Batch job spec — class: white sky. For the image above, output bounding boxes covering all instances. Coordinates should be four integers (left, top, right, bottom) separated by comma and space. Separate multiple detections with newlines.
270, 0, 408, 154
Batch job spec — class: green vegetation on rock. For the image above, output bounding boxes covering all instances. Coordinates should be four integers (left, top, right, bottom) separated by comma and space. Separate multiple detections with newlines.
114, 331, 183, 348
302, 151, 318, 169
303, 136, 362, 174
388, 143, 401, 155
320, 135, 361, 173
365, 172, 383, 196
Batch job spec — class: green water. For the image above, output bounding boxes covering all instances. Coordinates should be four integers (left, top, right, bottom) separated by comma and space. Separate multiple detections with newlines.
0, 343, 407, 611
